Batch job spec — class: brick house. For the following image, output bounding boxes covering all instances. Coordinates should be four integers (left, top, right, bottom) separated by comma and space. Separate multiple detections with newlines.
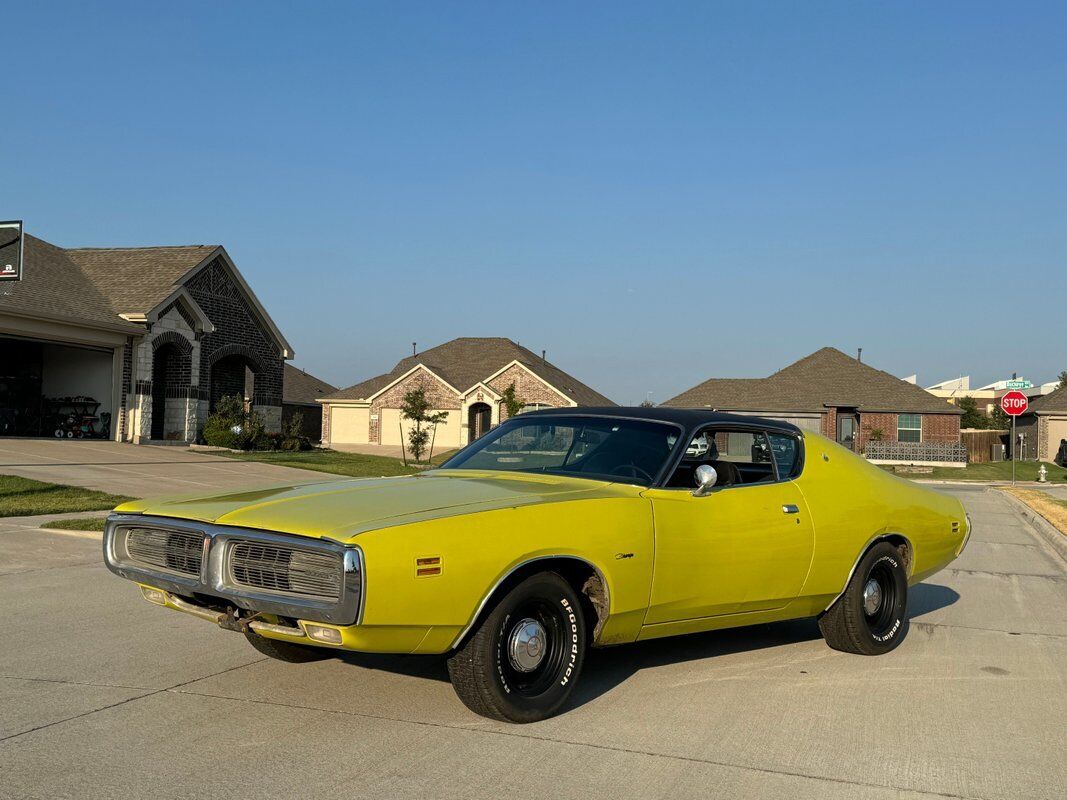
1014, 385, 1067, 464
282, 364, 336, 442
320, 337, 614, 449
663, 347, 962, 452
0, 232, 292, 443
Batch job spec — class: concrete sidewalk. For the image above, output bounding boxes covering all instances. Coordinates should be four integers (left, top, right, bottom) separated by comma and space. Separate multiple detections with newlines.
0, 439, 332, 497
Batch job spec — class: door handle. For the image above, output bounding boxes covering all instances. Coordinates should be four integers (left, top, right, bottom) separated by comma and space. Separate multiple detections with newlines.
782, 504, 799, 514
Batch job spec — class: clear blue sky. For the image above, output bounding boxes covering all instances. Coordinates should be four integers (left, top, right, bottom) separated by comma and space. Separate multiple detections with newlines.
4, 2, 1065, 403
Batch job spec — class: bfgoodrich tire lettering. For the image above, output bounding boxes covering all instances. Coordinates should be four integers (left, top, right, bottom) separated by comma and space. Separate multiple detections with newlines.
819, 541, 909, 656
447, 572, 587, 723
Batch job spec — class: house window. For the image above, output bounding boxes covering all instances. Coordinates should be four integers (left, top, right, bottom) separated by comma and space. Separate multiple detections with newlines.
897, 414, 922, 442
520, 403, 552, 414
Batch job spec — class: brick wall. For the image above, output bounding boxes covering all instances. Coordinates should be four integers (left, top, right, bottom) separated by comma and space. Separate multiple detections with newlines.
858, 412, 897, 450
822, 408, 837, 439
488, 364, 570, 422
185, 257, 284, 431
321, 403, 331, 443
923, 414, 961, 443
369, 368, 462, 443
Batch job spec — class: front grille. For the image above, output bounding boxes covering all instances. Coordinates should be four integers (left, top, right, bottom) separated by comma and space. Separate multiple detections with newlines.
228, 541, 342, 601
125, 528, 204, 576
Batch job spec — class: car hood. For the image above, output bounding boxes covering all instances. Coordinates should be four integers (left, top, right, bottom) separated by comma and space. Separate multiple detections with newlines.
112, 469, 610, 540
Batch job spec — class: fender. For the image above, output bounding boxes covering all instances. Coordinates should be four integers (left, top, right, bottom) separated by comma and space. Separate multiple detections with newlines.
449, 554, 611, 650
823, 532, 914, 612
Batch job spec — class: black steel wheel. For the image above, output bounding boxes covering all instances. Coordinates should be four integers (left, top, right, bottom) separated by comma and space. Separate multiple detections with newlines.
447, 572, 586, 723
819, 541, 908, 655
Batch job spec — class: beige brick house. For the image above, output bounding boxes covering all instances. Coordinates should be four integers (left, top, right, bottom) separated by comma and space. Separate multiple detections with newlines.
319, 337, 614, 449
663, 347, 962, 452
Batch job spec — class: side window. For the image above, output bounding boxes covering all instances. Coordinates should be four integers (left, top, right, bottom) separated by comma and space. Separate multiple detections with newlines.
666, 427, 776, 489
767, 433, 802, 479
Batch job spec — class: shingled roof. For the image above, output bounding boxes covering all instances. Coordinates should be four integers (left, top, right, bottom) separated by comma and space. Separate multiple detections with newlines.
0, 234, 217, 331
283, 364, 337, 406
324, 337, 614, 406
664, 347, 962, 415
1027, 384, 1067, 414
0, 235, 143, 332
66, 244, 218, 315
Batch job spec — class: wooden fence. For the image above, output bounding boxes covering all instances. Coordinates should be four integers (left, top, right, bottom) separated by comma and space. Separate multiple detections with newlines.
961, 429, 1009, 463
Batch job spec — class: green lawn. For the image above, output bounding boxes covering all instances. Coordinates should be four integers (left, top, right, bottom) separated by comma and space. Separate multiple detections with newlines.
213, 448, 457, 479
41, 516, 109, 532
0, 475, 130, 517
885, 460, 1067, 483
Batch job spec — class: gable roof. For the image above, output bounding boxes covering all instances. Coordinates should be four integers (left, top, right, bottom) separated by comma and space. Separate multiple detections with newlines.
0, 233, 291, 356
283, 364, 337, 405
323, 337, 615, 406
1027, 384, 1067, 414
0, 235, 144, 333
66, 244, 219, 315
664, 347, 962, 415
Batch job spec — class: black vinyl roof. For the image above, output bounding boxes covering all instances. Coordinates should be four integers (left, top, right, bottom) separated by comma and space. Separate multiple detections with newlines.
520, 406, 802, 436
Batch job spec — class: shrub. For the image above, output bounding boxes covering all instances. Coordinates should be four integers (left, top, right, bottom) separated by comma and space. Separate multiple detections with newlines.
201, 394, 264, 450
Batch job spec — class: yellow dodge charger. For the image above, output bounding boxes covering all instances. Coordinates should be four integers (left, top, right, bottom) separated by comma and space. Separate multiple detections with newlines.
104, 408, 970, 722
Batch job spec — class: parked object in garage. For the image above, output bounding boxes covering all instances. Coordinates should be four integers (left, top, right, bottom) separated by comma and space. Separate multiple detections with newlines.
102, 407, 970, 723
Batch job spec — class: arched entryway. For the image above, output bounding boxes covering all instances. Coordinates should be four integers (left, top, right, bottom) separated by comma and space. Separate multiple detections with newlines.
150, 340, 191, 440
468, 402, 492, 442
210, 353, 257, 413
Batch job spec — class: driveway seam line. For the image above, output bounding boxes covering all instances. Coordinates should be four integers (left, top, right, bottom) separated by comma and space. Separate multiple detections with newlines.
0, 658, 267, 745
167, 688, 987, 800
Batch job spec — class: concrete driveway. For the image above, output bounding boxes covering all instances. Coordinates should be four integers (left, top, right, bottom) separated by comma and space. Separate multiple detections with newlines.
0, 438, 328, 497
1, 487, 1065, 799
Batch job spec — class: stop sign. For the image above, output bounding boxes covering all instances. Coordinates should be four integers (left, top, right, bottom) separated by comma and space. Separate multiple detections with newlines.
1000, 390, 1029, 416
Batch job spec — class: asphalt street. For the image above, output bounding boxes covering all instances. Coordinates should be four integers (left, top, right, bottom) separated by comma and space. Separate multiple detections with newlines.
1, 486, 1065, 800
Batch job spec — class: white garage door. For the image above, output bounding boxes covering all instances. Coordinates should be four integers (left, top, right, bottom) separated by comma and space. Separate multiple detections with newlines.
379, 408, 462, 449
729, 411, 823, 433
328, 406, 369, 444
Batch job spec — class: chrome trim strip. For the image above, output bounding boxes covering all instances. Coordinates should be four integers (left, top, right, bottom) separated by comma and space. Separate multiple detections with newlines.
449, 554, 610, 650
822, 532, 913, 613
104, 513, 364, 626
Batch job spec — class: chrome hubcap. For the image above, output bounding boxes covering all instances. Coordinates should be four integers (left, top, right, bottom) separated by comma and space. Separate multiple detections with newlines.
863, 579, 883, 616
507, 618, 547, 672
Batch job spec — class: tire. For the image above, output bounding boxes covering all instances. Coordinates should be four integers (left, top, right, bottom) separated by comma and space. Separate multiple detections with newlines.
819, 541, 908, 655
447, 572, 586, 723
244, 631, 334, 663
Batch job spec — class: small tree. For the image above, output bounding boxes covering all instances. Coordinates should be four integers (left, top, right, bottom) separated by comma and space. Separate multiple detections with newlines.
1058, 370, 1067, 390
868, 428, 884, 441
990, 403, 1010, 431
500, 382, 525, 419
401, 388, 448, 463
958, 396, 989, 430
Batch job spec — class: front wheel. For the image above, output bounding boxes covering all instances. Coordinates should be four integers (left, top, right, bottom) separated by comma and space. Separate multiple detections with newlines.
447, 572, 586, 723
819, 541, 908, 655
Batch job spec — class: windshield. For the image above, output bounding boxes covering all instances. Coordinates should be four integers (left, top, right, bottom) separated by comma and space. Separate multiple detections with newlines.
440, 415, 681, 486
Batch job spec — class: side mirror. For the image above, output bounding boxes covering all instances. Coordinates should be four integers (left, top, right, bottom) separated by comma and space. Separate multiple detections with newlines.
692, 464, 718, 497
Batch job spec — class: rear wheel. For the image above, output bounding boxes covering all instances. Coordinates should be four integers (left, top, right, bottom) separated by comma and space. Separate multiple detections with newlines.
447, 572, 586, 723
244, 630, 334, 662
819, 541, 908, 655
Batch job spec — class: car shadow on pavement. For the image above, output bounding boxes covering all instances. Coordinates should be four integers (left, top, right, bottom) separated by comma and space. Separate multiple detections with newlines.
320, 583, 961, 710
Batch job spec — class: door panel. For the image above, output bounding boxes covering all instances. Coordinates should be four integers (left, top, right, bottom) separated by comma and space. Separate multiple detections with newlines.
643, 482, 815, 623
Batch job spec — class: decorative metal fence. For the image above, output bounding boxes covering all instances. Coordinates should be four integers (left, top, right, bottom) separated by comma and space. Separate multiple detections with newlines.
864, 441, 968, 464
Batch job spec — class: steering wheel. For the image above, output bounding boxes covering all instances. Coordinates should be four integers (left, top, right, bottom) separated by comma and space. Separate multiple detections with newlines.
610, 463, 654, 483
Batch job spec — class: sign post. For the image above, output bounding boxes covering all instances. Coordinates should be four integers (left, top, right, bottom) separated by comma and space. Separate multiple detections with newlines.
1000, 390, 1029, 485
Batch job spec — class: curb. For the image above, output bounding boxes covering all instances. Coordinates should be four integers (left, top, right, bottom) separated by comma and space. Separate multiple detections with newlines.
996, 489, 1067, 565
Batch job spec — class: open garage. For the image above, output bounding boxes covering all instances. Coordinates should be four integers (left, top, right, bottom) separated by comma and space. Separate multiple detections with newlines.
0, 230, 293, 444
0, 336, 121, 438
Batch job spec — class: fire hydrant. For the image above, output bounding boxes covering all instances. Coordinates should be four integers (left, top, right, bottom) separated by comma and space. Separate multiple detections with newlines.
1038, 464, 1048, 483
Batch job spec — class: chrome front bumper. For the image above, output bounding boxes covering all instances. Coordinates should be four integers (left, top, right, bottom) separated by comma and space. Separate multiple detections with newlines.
103, 514, 364, 625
